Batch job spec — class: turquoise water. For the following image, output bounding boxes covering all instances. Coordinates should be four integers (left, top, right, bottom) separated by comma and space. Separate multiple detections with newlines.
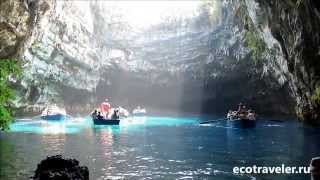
8, 116, 197, 134
1, 116, 320, 179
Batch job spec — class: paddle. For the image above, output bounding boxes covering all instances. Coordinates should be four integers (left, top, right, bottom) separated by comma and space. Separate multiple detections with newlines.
65, 114, 74, 120
268, 119, 284, 123
31, 115, 43, 120
199, 118, 228, 124
32, 114, 75, 120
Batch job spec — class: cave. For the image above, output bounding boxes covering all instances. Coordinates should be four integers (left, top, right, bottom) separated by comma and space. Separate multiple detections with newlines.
1, 0, 320, 179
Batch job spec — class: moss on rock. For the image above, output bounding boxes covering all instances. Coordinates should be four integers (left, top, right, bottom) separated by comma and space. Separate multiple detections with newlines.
244, 30, 267, 64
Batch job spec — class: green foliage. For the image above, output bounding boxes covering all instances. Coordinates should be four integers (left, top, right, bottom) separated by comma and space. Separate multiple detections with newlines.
234, 1, 267, 64
311, 86, 320, 105
244, 30, 267, 64
0, 59, 22, 130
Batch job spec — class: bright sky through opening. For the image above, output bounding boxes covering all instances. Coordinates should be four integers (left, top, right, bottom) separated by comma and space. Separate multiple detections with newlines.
105, 1, 202, 28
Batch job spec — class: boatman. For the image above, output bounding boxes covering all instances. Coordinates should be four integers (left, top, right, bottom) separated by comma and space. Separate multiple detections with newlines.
100, 99, 111, 117
237, 103, 243, 113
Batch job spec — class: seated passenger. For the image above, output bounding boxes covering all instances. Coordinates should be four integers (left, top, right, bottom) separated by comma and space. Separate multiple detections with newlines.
237, 103, 243, 113
232, 111, 238, 116
111, 109, 120, 120
97, 111, 103, 120
91, 109, 98, 119
247, 110, 256, 121
100, 99, 111, 117
227, 110, 233, 119
239, 105, 248, 114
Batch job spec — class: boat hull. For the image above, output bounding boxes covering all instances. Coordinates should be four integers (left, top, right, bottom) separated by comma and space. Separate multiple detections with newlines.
41, 114, 66, 121
93, 118, 120, 125
228, 118, 256, 128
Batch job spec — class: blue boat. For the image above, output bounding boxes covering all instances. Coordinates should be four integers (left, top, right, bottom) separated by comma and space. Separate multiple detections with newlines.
93, 117, 120, 125
41, 105, 66, 121
228, 118, 256, 128
91, 107, 121, 125
41, 114, 66, 121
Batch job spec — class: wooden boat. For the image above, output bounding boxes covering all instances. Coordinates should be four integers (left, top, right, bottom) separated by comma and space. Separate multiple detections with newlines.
228, 117, 256, 128
92, 117, 120, 125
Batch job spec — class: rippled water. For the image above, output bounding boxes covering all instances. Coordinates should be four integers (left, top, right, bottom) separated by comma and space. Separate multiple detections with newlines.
1, 116, 320, 180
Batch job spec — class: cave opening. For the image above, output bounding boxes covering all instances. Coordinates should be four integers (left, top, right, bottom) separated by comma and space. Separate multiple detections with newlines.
87, 0, 235, 115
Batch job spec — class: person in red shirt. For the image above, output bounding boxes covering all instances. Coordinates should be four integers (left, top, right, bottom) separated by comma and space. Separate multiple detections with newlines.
100, 99, 111, 117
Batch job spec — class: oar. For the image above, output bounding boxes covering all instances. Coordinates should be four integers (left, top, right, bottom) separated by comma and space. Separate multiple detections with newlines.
31, 115, 43, 120
228, 118, 241, 122
200, 118, 228, 124
268, 119, 284, 123
65, 114, 74, 119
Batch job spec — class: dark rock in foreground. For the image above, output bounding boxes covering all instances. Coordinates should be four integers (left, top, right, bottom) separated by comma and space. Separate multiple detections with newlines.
311, 157, 320, 180
33, 155, 89, 180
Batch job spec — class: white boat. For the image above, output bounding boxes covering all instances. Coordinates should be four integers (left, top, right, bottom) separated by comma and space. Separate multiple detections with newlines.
132, 106, 147, 116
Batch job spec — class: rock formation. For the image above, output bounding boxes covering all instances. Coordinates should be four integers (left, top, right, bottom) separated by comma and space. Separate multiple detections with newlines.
33, 155, 89, 180
237, 0, 320, 123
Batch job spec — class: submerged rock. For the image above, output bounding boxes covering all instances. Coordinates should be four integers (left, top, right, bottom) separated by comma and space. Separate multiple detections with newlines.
33, 155, 89, 180
311, 157, 320, 180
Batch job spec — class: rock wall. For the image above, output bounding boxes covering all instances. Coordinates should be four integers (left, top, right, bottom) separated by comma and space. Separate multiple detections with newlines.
0, 0, 40, 58
1, 1, 131, 113
21, 1, 101, 108
100, 1, 294, 116
239, 0, 320, 122
1, 0, 298, 117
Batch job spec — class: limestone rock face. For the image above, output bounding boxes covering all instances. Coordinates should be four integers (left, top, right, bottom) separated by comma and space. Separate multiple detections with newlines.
240, 0, 320, 122
0, 0, 38, 58
21, 1, 101, 106
1, 0, 301, 116
4, 1, 130, 111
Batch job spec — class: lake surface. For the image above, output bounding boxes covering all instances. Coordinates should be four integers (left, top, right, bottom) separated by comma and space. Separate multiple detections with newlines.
1, 116, 320, 180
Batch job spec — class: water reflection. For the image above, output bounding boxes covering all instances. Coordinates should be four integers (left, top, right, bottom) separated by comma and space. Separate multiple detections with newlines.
9, 116, 195, 135
40, 133, 66, 153
122, 116, 147, 125
0, 140, 18, 179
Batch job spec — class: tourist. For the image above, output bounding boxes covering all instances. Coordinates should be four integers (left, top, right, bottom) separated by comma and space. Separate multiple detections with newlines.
242, 105, 248, 112
247, 109, 256, 120
97, 111, 103, 120
111, 109, 120, 120
227, 110, 233, 119
91, 109, 98, 119
236, 103, 243, 115
237, 103, 243, 112
100, 99, 111, 117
